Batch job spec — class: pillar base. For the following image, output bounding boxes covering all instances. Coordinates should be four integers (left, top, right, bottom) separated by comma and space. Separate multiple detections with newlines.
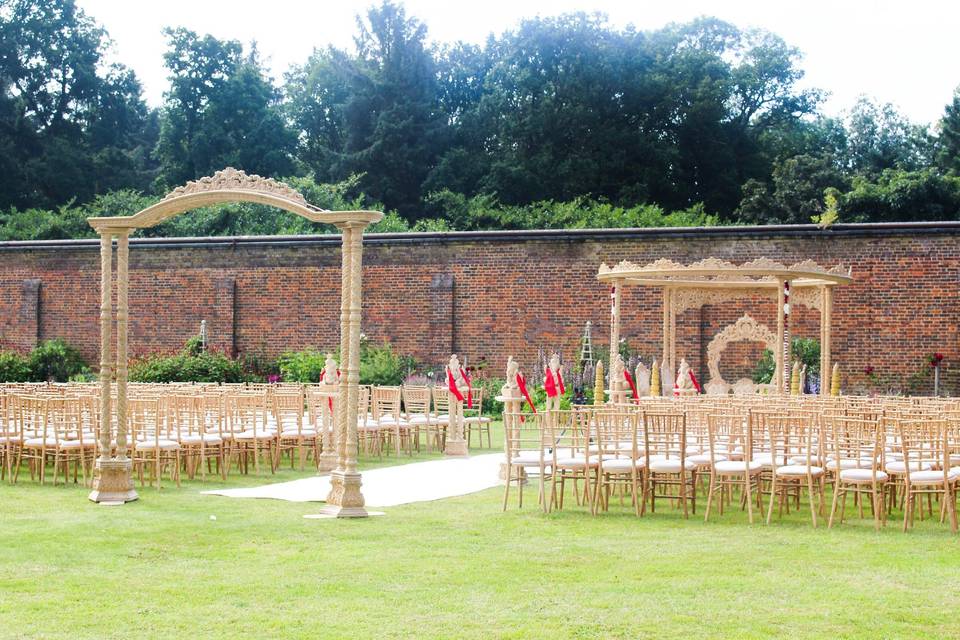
88, 458, 138, 504
321, 470, 367, 518
317, 451, 338, 473
444, 437, 469, 457
498, 461, 527, 485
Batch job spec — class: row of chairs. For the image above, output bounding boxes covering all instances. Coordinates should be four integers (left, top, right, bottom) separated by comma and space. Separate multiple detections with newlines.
503, 397, 960, 533
0, 381, 494, 490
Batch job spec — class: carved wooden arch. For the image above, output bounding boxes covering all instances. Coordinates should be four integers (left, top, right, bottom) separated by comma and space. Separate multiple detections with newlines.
88, 167, 382, 231
706, 314, 777, 385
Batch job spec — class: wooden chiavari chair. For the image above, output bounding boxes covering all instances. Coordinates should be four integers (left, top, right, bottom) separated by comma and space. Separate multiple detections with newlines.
705, 412, 763, 523
463, 386, 493, 449
643, 411, 697, 517
401, 386, 437, 453
828, 417, 886, 529
131, 396, 181, 489
275, 387, 317, 470
501, 408, 551, 511
372, 386, 410, 456
548, 409, 599, 513
897, 419, 958, 533
596, 410, 643, 516
229, 391, 275, 474
765, 414, 825, 527
430, 386, 452, 450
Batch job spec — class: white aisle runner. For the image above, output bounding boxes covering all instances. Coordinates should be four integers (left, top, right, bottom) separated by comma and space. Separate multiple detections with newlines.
202, 454, 502, 507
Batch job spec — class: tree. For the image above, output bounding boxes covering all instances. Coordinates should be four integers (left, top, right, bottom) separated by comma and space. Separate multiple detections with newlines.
0, 0, 156, 208
936, 87, 960, 175
736, 153, 846, 224
842, 97, 933, 176
157, 29, 295, 187
840, 169, 960, 222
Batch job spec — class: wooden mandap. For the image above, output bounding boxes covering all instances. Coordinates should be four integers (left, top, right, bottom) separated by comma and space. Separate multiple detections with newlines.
86, 168, 382, 516
597, 257, 853, 396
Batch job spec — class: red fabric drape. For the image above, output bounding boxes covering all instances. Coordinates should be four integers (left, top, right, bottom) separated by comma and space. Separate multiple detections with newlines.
688, 369, 703, 394
447, 368, 465, 403
623, 369, 639, 400
459, 367, 473, 409
517, 372, 536, 418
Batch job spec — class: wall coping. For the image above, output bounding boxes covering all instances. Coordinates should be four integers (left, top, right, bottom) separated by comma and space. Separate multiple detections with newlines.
2, 221, 959, 251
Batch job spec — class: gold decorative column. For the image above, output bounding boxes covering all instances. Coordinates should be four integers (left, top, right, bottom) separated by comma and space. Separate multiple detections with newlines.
609, 279, 622, 372
89, 229, 137, 504
323, 222, 368, 517
820, 286, 833, 396
775, 280, 785, 394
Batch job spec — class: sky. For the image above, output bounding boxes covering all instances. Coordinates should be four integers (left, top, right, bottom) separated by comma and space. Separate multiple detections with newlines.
77, 0, 960, 125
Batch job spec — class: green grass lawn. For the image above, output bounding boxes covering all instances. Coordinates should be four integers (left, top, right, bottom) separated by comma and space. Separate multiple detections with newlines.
2, 427, 959, 639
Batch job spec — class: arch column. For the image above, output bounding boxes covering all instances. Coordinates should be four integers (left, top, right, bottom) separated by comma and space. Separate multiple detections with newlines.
89, 228, 137, 504
322, 222, 369, 518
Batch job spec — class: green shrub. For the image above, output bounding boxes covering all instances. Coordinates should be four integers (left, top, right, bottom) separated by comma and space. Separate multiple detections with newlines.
0, 351, 31, 382
277, 349, 327, 383
753, 337, 821, 384
129, 351, 248, 383
28, 339, 90, 382
361, 341, 415, 386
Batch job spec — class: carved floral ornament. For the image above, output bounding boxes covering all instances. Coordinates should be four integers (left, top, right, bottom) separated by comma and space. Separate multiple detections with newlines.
706, 314, 777, 385
162, 167, 315, 209
597, 257, 852, 286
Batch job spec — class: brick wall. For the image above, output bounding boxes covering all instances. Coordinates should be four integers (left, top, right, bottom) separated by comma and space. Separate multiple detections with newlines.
1, 223, 957, 394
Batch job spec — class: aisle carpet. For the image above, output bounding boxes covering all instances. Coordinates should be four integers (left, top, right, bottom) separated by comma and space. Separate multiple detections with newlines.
202, 453, 502, 507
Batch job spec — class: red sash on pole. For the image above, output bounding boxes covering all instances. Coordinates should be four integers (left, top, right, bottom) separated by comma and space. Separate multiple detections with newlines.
544, 367, 567, 398
447, 368, 465, 403
459, 367, 473, 409
623, 369, 639, 400
688, 369, 703, 394
517, 372, 536, 420
318, 369, 338, 411
558, 369, 565, 395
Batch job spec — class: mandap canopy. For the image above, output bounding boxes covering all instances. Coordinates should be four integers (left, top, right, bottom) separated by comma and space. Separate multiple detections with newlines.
597, 257, 853, 395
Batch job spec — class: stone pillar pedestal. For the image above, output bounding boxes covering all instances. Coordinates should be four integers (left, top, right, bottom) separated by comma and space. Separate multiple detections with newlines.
320, 470, 367, 518
88, 458, 138, 504
444, 399, 469, 457
316, 385, 339, 473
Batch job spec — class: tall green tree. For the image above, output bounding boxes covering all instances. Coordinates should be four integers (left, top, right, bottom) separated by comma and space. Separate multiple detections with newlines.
0, 0, 155, 208
842, 97, 933, 176
158, 29, 295, 187
936, 87, 960, 175
287, 1, 446, 219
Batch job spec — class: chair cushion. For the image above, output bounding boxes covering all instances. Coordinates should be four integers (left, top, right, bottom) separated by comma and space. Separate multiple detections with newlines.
23, 437, 57, 447
601, 457, 645, 472
775, 464, 824, 477
649, 458, 697, 473
906, 469, 959, 484
179, 434, 224, 445
885, 460, 931, 473
825, 458, 861, 470
839, 469, 888, 483
234, 430, 275, 440
510, 451, 543, 466
135, 439, 180, 451
555, 456, 600, 468
280, 430, 317, 438
714, 460, 763, 474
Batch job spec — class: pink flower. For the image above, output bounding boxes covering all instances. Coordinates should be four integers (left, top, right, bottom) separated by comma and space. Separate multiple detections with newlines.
864, 366, 875, 376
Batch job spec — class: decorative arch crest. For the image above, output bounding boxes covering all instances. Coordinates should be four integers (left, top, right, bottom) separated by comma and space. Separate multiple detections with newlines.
706, 314, 777, 385
88, 167, 382, 232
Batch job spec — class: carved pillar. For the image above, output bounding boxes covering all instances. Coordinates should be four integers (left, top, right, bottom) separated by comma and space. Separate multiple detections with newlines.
669, 288, 677, 375
323, 222, 368, 517
609, 279, 622, 371
115, 230, 130, 459
775, 280, 785, 394
661, 287, 670, 367
821, 286, 833, 396
89, 229, 137, 504
97, 232, 113, 460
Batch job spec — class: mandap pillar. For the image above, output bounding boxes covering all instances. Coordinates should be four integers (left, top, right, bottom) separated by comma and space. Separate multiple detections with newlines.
322, 222, 368, 518
775, 280, 785, 394
820, 286, 833, 396
89, 229, 137, 504
609, 279, 622, 373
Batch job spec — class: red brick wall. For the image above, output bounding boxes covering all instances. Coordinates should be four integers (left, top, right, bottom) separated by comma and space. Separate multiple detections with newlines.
1, 225, 957, 394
